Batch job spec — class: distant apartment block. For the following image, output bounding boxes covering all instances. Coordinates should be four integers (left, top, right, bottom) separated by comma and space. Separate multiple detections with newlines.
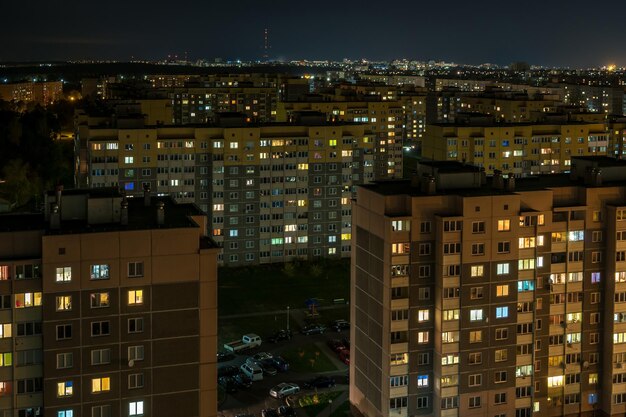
422, 120, 609, 176
0, 188, 219, 417
0, 81, 63, 105
351, 156, 626, 417
76, 114, 374, 264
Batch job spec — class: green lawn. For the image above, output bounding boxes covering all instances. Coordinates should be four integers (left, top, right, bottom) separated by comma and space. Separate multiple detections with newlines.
299, 391, 344, 417
329, 400, 351, 417
218, 259, 350, 316
280, 343, 339, 373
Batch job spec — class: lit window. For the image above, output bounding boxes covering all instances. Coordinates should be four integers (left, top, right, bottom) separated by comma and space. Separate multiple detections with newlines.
470, 309, 483, 321
92, 377, 110, 393
128, 401, 143, 416
417, 375, 429, 387
90, 292, 110, 308
0, 353, 12, 366
56, 267, 72, 282
15, 292, 42, 308
56, 296, 72, 311
57, 381, 73, 397
57, 410, 73, 417
0, 266, 9, 280
497, 219, 510, 231
0, 323, 11, 338
496, 307, 509, 318
128, 290, 143, 305
90, 264, 110, 280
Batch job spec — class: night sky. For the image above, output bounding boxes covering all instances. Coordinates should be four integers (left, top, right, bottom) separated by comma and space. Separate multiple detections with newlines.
2, 0, 625, 67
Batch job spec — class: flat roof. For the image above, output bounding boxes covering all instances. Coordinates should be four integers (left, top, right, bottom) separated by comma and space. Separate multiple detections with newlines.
360, 173, 624, 198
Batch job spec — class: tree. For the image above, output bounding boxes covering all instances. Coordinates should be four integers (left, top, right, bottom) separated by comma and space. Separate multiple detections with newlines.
1, 159, 38, 207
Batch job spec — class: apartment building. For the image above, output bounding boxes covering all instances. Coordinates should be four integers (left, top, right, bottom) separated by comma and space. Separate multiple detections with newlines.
0, 81, 63, 105
276, 101, 404, 179
459, 93, 557, 123
0, 188, 219, 417
422, 121, 609, 176
167, 86, 278, 124
351, 156, 626, 417
76, 115, 374, 264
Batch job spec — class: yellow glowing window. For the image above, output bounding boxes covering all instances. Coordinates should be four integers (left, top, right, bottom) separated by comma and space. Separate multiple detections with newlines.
547, 375, 563, 387
57, 381, 73, 397
128, 290, 143, 305
329, 140, 337, 146
341, 234, 351, 241
297, 200, 307, 207
0, 353, 12, 367
56, 296, 72, 311
297, 163, 308, 170
92, 377, 110, 393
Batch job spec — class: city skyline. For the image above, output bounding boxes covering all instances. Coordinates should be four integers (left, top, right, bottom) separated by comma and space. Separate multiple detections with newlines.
2, 0, 626, 67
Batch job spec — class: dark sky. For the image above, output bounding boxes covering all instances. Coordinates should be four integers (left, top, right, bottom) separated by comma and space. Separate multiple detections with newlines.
1, 0, 625, 67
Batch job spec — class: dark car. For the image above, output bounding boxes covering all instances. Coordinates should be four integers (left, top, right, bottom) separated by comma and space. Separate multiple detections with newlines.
327, 339, 347, 353
278, 406, 296, 417
218, 376, 238, 393
217, 351, 236, 362
218, 365, 239, 378
233, 373, 253, 389
304, 376, 336, 389
261, 409, 279, 417
260, 361, 279, 376
339, 350, 350, 365
268, 329, 293, 343
271, 356, 290, 372
331, 319, 350, 332
301, 324, 326, 335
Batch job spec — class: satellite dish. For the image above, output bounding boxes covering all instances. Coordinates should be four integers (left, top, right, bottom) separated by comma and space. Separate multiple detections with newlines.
128, 359, 135, 368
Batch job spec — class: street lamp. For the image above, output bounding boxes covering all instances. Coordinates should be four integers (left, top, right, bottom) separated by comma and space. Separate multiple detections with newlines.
328, 399, 333, 416
287, 306, 290, 332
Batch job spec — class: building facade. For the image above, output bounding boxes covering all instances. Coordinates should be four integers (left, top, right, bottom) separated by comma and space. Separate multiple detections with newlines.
351, 157, 626, 417
0, 189, 219, 417
422, 121, 610, 176
76, 119, 374, 264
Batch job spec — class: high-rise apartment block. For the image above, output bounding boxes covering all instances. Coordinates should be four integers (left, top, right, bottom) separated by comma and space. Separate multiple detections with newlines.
75, 115, 374, 264
422, 121, 610, 176
0, 188, 219, 417
351, 156, 626, 417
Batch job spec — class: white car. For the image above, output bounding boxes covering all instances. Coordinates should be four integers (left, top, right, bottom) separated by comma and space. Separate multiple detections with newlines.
269, 382, 300, 398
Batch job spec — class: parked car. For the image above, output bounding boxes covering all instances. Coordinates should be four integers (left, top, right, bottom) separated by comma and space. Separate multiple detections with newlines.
271, 356, 290, 372
300, 324, 326, 335
217, 351, 236, 362
268, 329, 293, 343
218, 365, 239, 378
278, 406, 296, 417
233, 373, 253, 389
339, 350, 350, 365
259, 361, 278, 376
240, 362, 264, 381
331, 319, 350, 332
224, 333, 262, 352
304, 376, 336, 389
327, 339, 347, 353
261, 409, 279, 417
270, 382, 301, 398
253, 352, 274, 362
218, 376, 238, 393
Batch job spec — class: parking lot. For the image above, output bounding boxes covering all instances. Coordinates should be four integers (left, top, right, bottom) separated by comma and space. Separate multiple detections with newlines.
218, 322, 350, 417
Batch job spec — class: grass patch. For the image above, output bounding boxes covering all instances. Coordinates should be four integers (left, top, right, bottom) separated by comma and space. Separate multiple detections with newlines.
298, 391, 343, 417
281, 343, 338, 373
329, 400, 351, 417
219, 259, 350, 316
